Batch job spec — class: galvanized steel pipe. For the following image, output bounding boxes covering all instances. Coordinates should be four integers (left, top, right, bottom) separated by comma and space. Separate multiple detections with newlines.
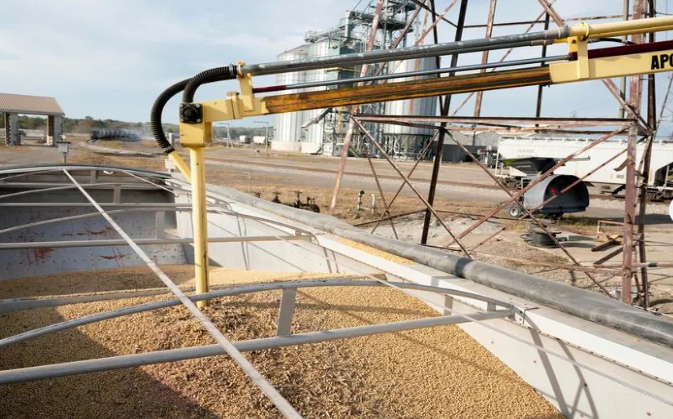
0, 310, 508, 385
240, 28, 569, 76
253, 55, 569, 94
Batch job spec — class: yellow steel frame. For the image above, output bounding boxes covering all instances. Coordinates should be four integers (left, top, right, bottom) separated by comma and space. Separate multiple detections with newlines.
564, 16, 673, 40
172, 16, 673, 303
549, 16, 673, 84
550, 46, 673, 83
166, 66, 270, 307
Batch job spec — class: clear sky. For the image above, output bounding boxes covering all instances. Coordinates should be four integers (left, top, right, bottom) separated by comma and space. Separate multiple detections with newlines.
1, 0, 672, 135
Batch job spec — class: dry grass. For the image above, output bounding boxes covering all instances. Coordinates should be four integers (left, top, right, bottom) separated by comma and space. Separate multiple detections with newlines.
555, 216, 602, 235
0, 267, 562, 419
69, 149, 167, 171
0, 144, 34, 153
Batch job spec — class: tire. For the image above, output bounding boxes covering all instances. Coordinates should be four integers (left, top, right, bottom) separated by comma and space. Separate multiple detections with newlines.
548, 212, 564, 220
508, 205, 522, 218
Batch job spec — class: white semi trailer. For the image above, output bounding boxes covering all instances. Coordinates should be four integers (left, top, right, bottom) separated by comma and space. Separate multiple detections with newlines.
496, 137, 673, 200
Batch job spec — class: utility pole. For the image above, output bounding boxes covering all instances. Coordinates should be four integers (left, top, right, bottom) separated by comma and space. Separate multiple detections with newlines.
223, 123, 232, 148
622, 0, 645, 304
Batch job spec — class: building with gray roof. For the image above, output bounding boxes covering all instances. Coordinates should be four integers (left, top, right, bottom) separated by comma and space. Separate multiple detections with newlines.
0, 93, 64, 146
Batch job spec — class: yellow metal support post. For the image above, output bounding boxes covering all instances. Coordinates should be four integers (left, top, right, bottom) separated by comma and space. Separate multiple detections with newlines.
189, 146, 209, 308
168, 151, 192, 180
177, 70, 270, 307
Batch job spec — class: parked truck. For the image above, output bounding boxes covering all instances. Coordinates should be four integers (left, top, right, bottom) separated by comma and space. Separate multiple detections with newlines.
496, 137, 673, 201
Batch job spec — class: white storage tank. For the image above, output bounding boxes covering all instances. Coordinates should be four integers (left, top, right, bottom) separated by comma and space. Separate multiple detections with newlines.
382, 57, 438, 157
272, 37, 359, 153
272, 46, 309, 151
302, 40, 343, 147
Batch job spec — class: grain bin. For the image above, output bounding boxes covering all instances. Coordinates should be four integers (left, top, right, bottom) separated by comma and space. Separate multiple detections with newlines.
272, 46, 309, 148
302, 39, 345, 147
382, 57, 438, 158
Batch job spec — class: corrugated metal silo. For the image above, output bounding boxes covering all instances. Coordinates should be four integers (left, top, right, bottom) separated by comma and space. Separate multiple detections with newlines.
272, 46, 309, 150
301, 40, 342, 148
383, 57, 438, 157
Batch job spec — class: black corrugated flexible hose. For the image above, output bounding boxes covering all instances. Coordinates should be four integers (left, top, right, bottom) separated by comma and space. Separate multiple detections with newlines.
182, 64, 238, 103
151, 64, 238, 155
151, 78, 190, 155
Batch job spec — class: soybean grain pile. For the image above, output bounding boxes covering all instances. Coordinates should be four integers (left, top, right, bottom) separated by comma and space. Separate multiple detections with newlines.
0, 266, 562, 419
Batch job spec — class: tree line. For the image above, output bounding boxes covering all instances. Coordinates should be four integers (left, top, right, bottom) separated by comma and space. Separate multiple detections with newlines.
0, 115, 269, 139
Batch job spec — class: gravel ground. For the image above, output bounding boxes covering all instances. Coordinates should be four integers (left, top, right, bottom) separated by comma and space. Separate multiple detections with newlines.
204, 155, 672, 215
371, 213, 501, 247
0, 267, 562, 418
366, 213, 617, 291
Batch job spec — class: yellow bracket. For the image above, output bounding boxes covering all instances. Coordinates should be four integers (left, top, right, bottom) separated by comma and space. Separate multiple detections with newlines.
175, 65, 269, 307
233, 64, 269, 118
571, 22, 591, 41
238, 61, 256, 112
550, 47, 673, 84
566, 37, 590, 80
179, 98, 236, 147
179, 67, 268, 147
549, 16, 673, 84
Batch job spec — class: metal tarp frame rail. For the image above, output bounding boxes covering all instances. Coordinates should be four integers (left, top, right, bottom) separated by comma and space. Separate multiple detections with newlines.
59, 169, 303, 419
0, 279, 515, 348
0, 310, 509, 385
